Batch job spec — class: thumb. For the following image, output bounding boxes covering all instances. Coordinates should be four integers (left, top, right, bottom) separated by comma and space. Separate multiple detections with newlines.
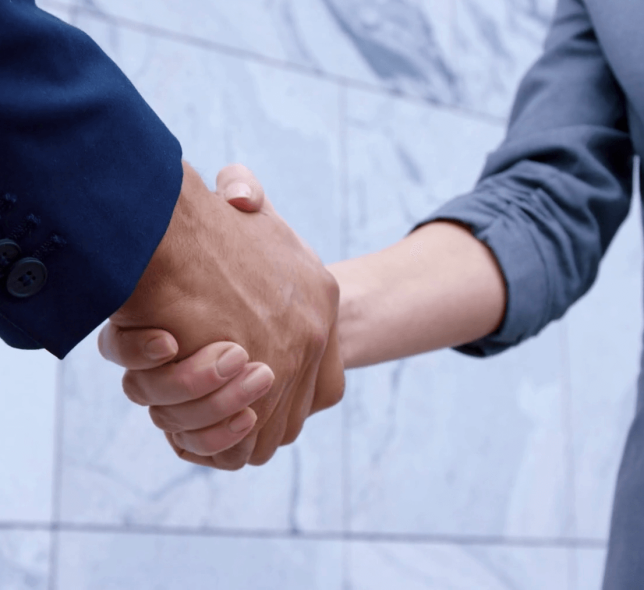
98, 321, 179, 370
216, 163, 272, 213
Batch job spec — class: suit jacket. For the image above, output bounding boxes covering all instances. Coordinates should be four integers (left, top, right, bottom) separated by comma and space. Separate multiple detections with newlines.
0, 0, 182, 358
419, 0, 639, 357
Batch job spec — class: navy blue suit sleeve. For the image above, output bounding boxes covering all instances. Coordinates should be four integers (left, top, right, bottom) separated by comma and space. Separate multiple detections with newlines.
0, 1, 183, 358
413, 0, 634, 356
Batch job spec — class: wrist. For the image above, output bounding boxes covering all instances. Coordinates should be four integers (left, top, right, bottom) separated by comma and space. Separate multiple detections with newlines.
326, 256, 381, 369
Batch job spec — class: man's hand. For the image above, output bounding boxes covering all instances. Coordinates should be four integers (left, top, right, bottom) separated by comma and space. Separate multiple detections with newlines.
104, 162, 345, 470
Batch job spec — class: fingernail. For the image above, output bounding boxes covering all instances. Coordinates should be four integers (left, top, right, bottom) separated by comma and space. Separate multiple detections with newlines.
145, 337, 176, 361
242, 366, 274, 394
229, 409, 257, 434
217, 346, 248, 378
225, 182, 252, 201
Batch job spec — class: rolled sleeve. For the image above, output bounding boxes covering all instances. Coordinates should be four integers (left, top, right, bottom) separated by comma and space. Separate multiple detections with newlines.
415, 187, 550, 357
410, 0, 634, 357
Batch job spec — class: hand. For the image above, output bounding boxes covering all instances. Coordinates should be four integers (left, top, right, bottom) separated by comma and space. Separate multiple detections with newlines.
103, 163, 345, 470
99, 327, 276, 467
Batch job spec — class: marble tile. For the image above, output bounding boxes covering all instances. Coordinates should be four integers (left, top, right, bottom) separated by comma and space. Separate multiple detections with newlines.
56, 531, 343, 590
0, 531, 50, 590
69, 0, 555, 118
326, 0, 556, 118
59, 328, 342, 532
73, 13, 343, 264
55, 16, 343, 532
346, 87, 505, 256
346, 325, 571, 538
37, 0, 74, 22
450, 0, 557, 117
321, 0, 459, 105
573, 549, 606, 590
566, 194, 643, 540
72, 0, 377, 88
0, 343, 58, 523
345, 85, 571, 539
348, 542, 570, 590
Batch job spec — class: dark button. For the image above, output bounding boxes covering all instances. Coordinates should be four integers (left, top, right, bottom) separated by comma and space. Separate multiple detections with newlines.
0, 239, 21, 270
6, 258, 47, 298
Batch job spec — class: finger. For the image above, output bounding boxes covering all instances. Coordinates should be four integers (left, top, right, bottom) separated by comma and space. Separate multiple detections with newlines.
203, 366, 286, 469
310, 322, 345, 415
164, 427, 255, 470
122, 342, 249, 407
210, 431, 258, 471
247, 355, 317, 466
164, 431, 215, 468
149, 363, 274, 433
172, 407, 258, 457
98, 322, 179, 370
215, 163, 269, 213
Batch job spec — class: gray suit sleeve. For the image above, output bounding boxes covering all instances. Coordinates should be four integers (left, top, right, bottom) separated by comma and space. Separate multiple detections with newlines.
414, 0, 635, 357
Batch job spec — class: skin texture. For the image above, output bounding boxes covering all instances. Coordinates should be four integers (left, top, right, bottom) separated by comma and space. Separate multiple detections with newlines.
100, 167, 506, 469
326, 220, 507, 368
104, 162, 345, 471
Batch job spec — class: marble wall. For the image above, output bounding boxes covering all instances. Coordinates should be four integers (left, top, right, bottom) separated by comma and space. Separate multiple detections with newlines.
1, 0, 640, 588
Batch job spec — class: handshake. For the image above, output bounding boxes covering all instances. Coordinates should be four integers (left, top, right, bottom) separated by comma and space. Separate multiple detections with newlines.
98, 161, 346, 471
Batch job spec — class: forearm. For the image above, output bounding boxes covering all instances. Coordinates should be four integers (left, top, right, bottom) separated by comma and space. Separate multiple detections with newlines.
327, 222, 507, 369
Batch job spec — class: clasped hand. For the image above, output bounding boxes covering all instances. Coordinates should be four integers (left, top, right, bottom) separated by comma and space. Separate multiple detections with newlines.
99, 162, 345, 471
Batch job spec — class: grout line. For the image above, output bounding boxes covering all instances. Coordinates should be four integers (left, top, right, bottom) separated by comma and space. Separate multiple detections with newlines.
338, 81, 352, 590
560, 321, 579, 590
0, 521, 609, 549
38, 0, 506, 127
47, 361, 67, 590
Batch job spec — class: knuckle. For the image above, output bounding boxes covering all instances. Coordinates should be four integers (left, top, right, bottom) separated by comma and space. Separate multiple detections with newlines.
280, 423, 303, 447
211, 449, 248, 471
331, 377, 346, 406
248, 445, 277, 466
149, 407, 178, 433
177, 370, 199, 401
323, 384, 345, 410
305, 317, 327, 351
121, 372, 146, 406
236, 384, 258, 407
325, 272, 340, 305
201, 364, 223, 391
192, 430, 226, 457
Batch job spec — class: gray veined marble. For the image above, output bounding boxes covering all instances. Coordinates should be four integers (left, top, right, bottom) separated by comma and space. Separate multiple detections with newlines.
344, 88, 571, 539
452, 0, 557, 116
58, 328, 343, 532
574, 549, 607, 590
0, 342, 58, 523
345, 86, 505, 257
14, 0, 632, 587
0, 532, 50, 590
36, 0, 74, 22
63, 0, 557, 119
345, 323, 572, 538
321, 0, 459, 105
55, 532, 343, 590
72, 12, 344, 265
566, 185, 643, 540
348, 542, 570, 590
